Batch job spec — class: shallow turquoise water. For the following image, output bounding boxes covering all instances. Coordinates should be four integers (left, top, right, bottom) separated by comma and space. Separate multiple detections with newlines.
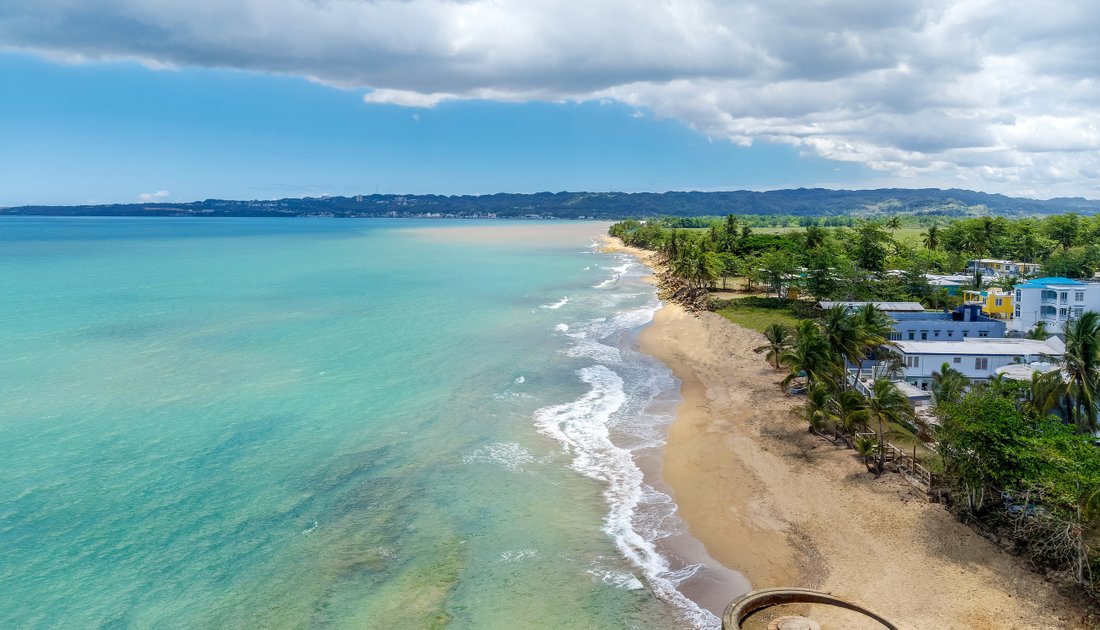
0, 217, 718, 628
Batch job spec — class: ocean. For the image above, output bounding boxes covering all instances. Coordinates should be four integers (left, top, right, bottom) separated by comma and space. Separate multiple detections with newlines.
0, 217, 743, 628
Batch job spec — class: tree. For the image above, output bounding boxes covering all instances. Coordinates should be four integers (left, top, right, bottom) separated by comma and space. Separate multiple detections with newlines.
758, 250, 797, 298
780, 320, 833, 388
820, 305, 863, 386
1049, 311, 1100, 433
672, 245, 720, 290
922, 225, 940, 250
851, 303, 894, 385
1045, 214, 1081, 252
931, 362, 968, 406
755, 323, 791, 370
1026, 321, 1049, 340
803, 225, 826, 250
886, 216, 902, 232
852, 379, 914, 478
855, 221, 891, 272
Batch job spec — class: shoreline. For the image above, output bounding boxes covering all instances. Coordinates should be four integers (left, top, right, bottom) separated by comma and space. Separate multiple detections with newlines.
604, 236, 1084, 629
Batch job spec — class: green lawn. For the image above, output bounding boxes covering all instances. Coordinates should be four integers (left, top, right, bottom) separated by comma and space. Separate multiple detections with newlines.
714, 302, 805, 333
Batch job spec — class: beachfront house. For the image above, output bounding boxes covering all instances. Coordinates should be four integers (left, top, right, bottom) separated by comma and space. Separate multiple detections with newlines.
1010, 277, 1100, 334
895, 337, 1065, 389
966, 259, 1042, 277
962, 287, 1013, 320
888, 304, 1006, 342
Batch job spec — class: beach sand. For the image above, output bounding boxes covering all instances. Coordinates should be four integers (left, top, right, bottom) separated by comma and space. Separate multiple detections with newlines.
605, 238, 1086, 629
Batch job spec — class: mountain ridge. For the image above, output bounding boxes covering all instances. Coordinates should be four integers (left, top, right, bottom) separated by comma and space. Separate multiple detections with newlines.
4, 187, 1099, 219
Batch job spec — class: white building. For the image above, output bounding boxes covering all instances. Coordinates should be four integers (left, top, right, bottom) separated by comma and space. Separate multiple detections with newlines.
1010, 277, 1100, 333
895, 337, 1065, 389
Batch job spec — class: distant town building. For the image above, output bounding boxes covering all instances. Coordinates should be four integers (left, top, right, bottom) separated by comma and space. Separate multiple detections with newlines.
924, 273, 971, 296
1010, 277, 1100, 333
966, 259, 1042, 277
895, 337, 1065, 389
963, 287, 1014, 320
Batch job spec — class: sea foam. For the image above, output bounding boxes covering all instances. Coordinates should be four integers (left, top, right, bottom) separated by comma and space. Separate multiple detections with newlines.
535, 363, 719, 629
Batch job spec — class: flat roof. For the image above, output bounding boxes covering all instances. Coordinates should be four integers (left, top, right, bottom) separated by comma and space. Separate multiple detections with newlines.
1017, 276, 1086, 288
818, 301, 926, 312
896, 337, 1064, 356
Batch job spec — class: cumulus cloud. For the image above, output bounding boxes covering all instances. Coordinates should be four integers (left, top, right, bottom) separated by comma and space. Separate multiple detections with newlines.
138, 190, 170, 202
2, 0, 1099, 196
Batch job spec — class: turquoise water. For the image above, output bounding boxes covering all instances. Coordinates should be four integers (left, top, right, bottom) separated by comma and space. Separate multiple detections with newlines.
0, 218, 725, 628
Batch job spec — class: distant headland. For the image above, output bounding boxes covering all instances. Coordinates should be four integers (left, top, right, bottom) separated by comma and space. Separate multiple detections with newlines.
3, 188, 1099, 220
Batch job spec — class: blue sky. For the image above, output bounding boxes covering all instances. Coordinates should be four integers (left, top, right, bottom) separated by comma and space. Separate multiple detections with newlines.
2, 1, 1098, 204
0, 53, 866, 206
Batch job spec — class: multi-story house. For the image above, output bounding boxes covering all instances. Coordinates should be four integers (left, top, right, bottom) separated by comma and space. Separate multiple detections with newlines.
962, 287, 1013, 320
887, 304, 1006, 342
1010, 277, 1100, 333
895, 337, 1065, 389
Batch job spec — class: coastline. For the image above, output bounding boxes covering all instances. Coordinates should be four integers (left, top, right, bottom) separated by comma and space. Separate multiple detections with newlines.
604, 237, 1084, 629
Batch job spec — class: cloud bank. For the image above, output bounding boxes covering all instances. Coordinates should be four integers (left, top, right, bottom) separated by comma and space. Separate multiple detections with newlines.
138, 190, 169, 202
3, 1, 1099, 196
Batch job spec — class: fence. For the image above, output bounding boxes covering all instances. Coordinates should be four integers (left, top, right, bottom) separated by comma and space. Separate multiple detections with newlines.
854, 432, 934, 492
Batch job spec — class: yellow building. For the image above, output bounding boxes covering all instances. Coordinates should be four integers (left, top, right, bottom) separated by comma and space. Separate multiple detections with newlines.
963, 287, 1013, 320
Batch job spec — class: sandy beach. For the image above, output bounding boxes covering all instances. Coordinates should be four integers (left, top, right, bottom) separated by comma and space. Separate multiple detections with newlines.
607, 238, 1086, 629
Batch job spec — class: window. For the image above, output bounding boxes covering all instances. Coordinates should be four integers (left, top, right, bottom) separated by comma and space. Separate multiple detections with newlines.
933, 330, 941, 338
995, 298, 1003, 307
962, 331, 969, 337
975, 357, 989, 371
1016, 290, 1021, 300
953, 357, 961, 364
1060, 292, 1069, 303
1076, 291, 1086, 302
905, 355, 920, 368
1015, 307, 1021, 317
978, 330, 989, 338
920, 330, 928, 340
1059, 308, 1068, 318
908, 331, 915, 340
1075, 307, 1085, 318
947, 330, 954, 338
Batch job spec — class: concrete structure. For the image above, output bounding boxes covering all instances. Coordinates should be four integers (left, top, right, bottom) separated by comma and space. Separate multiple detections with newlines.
963, 287, 1013, 320
887, 304, 1006, 342
994, 362, 1060, 382
1010, 277, 1100, 333
895, 337, 1065, 389
967, 259, 1042, 277
818, 301, 926, 313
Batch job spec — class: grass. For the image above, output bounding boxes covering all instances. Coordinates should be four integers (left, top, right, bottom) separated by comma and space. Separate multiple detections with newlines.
714, 300, 806, 333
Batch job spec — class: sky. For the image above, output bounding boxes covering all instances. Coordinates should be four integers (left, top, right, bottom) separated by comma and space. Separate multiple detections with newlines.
1, 1, 1098, 206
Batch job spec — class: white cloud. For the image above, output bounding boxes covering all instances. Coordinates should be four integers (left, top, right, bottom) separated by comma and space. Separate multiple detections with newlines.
138, 190, 170, 202
3, 1, 1100, 196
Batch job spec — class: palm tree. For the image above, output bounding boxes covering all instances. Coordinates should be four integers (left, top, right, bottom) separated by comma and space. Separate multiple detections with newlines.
1026, 321, 1049, 340
922, 225, 940, 250
886, 217, 902, 232
672, 246, 720, 291
851, 303, 894, 385
852, 379, 914, 478
1053, 312, 1100, 433
755, 323, 791, 370
820, 306, 862, 387
780, 320, 833, 388
931, 362, 968, 406
803, 225, 826, 249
